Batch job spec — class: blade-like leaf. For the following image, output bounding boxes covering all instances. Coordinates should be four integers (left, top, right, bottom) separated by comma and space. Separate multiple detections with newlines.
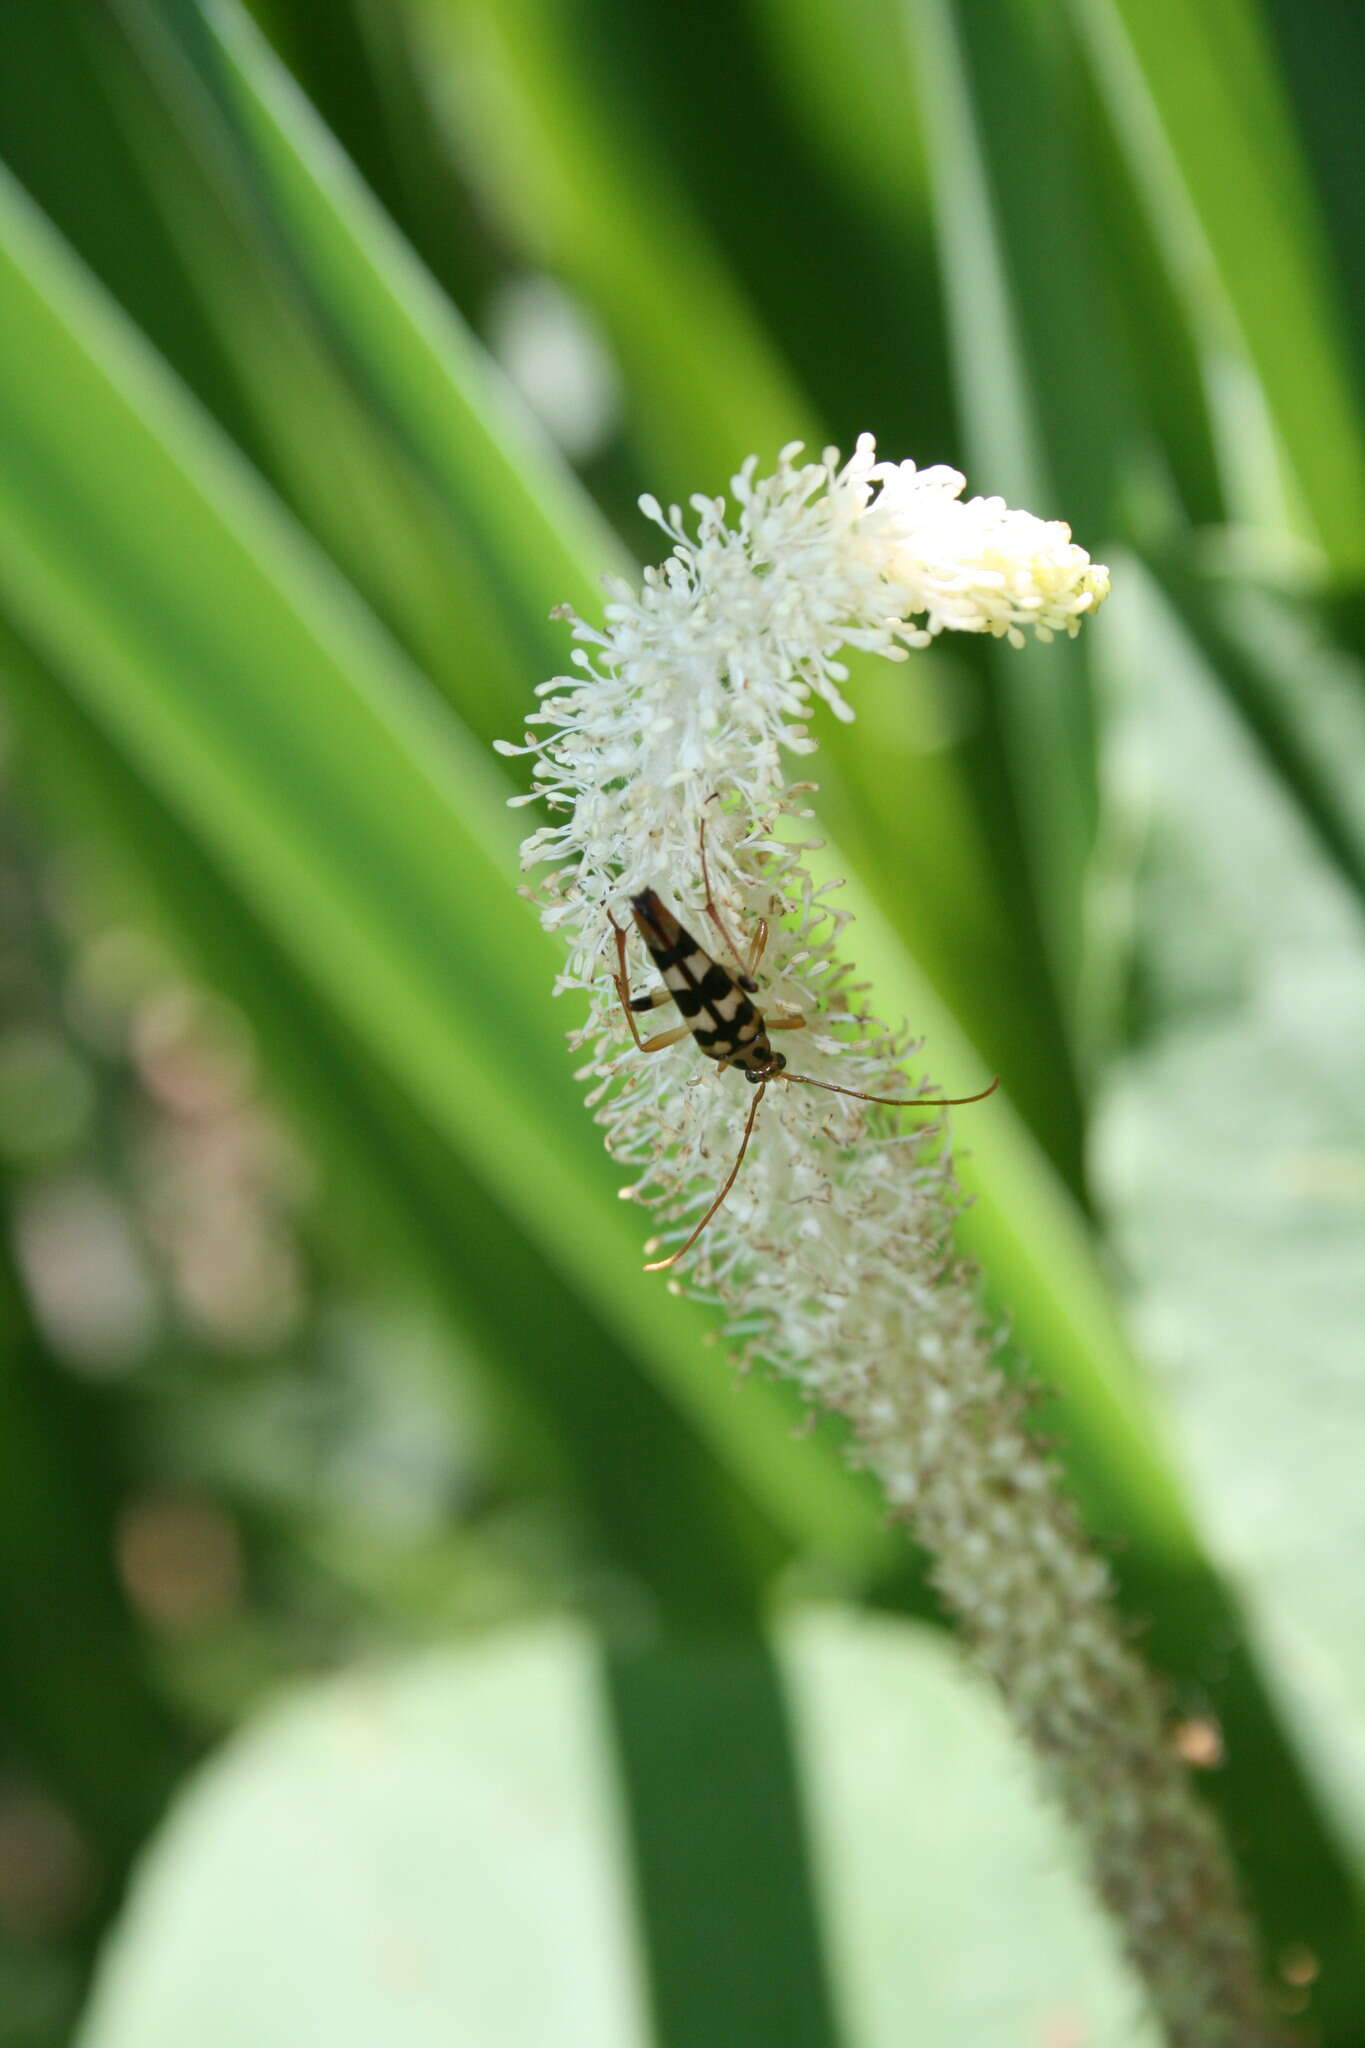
167, 0, 1076, 1181
0, 161, 884, 1570
0, 149, 1200, 1578
1259, 0, 1365, 414
908, 0, 1119, 1046
604, 1640, 843, 2048
0, 76, 1325, 1599
413, 0, 814, 492
1076, 0, 1365, 580
2, 623, 791, 1624
0, 1224, 185, 1865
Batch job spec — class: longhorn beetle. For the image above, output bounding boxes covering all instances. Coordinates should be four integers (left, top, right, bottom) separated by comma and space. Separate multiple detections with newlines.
609, 822, 998, 1272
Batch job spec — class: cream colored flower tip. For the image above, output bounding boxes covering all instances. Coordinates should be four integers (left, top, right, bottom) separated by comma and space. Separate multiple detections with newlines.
866, 452, 1112, 647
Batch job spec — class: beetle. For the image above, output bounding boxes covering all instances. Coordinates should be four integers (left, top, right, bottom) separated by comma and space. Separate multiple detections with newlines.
608, 830, 997, 1271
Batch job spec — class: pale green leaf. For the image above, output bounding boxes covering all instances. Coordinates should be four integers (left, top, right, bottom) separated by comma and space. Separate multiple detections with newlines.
78, 1616, 1157, 2048
1091, 558, 1365, 1909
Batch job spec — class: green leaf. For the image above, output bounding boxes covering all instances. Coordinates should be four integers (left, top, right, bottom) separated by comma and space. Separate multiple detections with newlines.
105, 0, 619, 717
0, 160, 883, 1573
1149, 554, 1365, 917
0, 49, 1185, 1583
77, 1615, 1158, 2048
0, 57, 1323, 1625
1090, 558, 1365, 2018
603, 1640, 843, 2048
1079, 0, 1365, 580
0, 1223, 185, 1867
1259, 0, 1365, 418
415, 0, 814, 494
1, 624, 787, 1624
182, 0, 626, 616
909, 0, 1123, 1046
748, 0, 930, 226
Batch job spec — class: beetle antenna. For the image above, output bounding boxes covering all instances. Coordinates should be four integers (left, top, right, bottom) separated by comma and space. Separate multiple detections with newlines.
698, 806, 758, 988
644, 1082, 766, 1272
775, 1071, 1000, 1109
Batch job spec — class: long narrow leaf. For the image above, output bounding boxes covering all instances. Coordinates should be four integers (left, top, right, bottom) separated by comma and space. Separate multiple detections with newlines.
0, 131, 1246, 1578
2, 625, 789, 1622
1077, 0, 1365, 579
0, 163, 884, 1568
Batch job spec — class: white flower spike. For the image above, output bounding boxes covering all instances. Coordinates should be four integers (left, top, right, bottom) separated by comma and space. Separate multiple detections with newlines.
501, 438, 1272, 2044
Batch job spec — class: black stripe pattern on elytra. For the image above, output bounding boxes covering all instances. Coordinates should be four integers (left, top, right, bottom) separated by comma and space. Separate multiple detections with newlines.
631, 889, 771, 1067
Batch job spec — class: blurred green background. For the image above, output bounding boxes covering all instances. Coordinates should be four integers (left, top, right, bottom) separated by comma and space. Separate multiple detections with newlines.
0, 1, 1362, 2042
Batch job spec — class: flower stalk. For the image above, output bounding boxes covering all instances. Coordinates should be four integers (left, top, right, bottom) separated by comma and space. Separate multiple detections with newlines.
500, 438, 1274, 2043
